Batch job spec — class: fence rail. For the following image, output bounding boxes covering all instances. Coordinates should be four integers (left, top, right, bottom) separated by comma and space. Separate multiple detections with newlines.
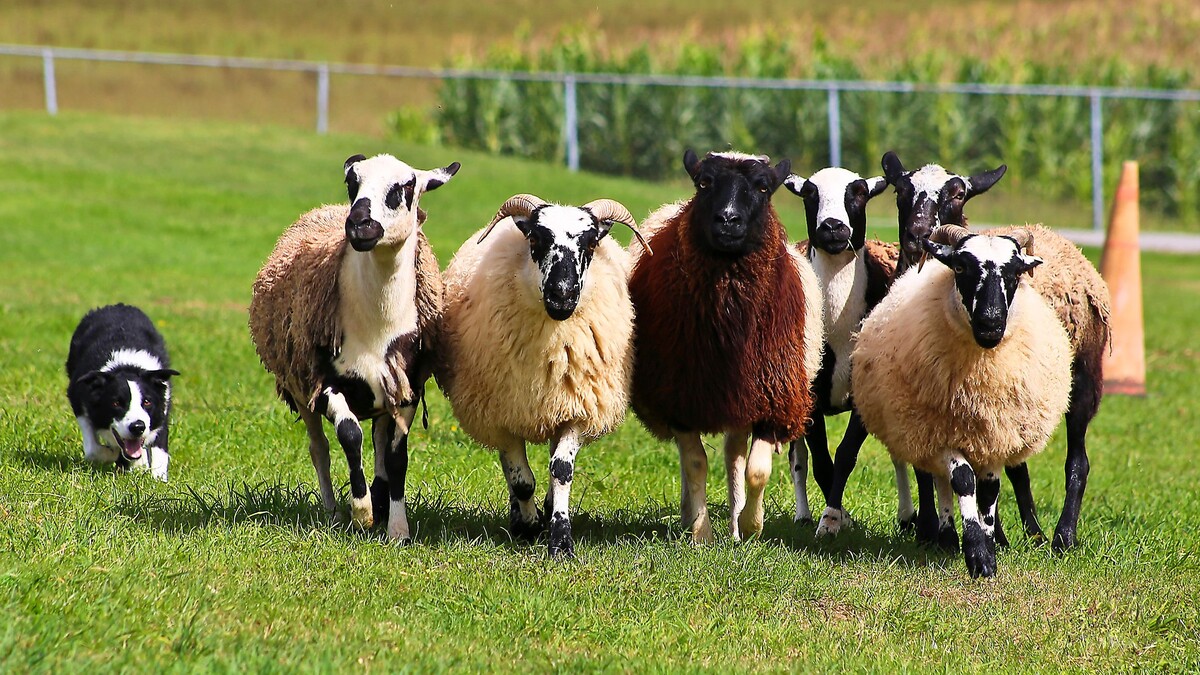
6, 43, 1200, 230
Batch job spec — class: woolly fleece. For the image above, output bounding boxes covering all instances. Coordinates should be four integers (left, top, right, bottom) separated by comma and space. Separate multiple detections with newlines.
249, 204, 443, 414
851, 261, 1073, 475
435, 219, 635, 449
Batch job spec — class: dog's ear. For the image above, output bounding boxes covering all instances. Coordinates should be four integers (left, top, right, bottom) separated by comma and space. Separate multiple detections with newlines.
76, 370, 112, 393
148, 369, 180, 382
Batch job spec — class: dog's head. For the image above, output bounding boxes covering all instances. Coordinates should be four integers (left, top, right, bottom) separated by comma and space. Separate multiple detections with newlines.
75, 368, 178, 462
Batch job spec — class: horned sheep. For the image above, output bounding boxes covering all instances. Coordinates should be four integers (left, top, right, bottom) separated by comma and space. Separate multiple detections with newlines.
883, 152, 1111, 552
435, 194, 645, 557
249, 153, 458, 541
628, 149, 824, 543
851, 225, 1073, 577
780, 167, 907, 536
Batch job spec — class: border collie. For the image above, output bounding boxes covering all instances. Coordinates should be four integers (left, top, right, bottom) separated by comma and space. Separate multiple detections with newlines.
66, 304, 179, 481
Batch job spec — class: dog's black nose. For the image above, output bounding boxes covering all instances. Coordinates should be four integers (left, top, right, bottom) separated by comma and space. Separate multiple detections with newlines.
128, 420, 146, 437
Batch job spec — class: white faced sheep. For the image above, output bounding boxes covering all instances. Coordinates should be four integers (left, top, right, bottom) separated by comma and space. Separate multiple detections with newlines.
629, 150, 824, 543
249, 153, 459, 541
851, 226, 1074, 577
883, 152, 1111, 553
434, 194, 646, 557
780, 167, 908, 537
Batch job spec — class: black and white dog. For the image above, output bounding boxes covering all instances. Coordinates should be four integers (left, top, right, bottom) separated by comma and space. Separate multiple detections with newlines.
66, 304, 178, 481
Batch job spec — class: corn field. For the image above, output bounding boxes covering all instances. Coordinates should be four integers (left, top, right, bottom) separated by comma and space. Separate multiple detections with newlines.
431, 35, 1200, 220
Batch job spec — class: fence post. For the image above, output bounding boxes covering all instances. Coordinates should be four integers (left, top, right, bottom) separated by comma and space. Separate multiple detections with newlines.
563, 75, 580, 172
1090, 92, 1103, 231
42, 48, 58, 115
827, 85, 841, 167
316, 63, 330, 135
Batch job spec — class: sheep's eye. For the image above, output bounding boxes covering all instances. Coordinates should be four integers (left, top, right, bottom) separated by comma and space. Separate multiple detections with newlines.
953, 265, 964, 274
385, 185, 402, 210
758, 186, 769, 194
698, 179, 711, 189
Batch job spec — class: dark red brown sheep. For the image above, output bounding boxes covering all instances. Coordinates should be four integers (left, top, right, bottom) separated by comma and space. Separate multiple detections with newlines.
628, 150, 824, 542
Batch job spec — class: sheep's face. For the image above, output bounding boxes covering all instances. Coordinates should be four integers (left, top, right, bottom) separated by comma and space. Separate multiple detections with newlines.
882, 151, 1006, 265
784, 168, 887, 255
510, 205, 614, 321
683, 150, 790, 256
342, 154, 460, 252
924, 234, 1043, 349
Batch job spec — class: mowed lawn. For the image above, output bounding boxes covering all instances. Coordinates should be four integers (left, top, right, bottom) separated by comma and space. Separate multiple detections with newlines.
0, 112, 1198, 671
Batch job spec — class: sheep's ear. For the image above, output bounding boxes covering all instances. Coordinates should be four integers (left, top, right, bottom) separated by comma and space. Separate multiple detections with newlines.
881, 151, 906, 185
1016, 254, 1044, 276
683, 149, 701, 179
423, 161, 461, 192
771, 159, 792, 191
783, 174, 808, 197
865, 176, 888, 198
344, 154, 367, 201
921, 238, 955, 268
966, 164, 1007, 198
344, 154, 367, 174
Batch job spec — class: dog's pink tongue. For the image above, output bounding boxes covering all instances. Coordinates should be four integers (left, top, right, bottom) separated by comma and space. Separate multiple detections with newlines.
121, 438, 144, 460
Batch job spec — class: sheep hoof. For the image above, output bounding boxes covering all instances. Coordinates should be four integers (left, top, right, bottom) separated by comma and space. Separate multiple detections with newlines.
370, 477, 390, 526
350, 495, 374, 530
509, 513, 544, 542
548, 514, 574, 559
1051, 528, 1077, 554
898, 513, 918, 532
815, 507, 851, 537
794, 513, 814, 526
962, 523, 997, 578
915, 511, 940, 545
689, 514, 715, 544
937, 523, 960, 553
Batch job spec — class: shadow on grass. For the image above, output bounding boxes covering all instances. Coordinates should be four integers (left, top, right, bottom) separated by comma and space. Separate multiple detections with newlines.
109, 479, 674, 551
11, 448, 83, 473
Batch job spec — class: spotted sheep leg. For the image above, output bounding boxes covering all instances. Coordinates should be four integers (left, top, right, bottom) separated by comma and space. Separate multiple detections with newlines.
545, 427, 581, 558
787, 440, 812, 523
498, 437, 541, 541
933, 473, 959, 553
674, 431, 713, 543
947, 453, 1000, 578
320, 387, 373, 529
369, 405, 416, 542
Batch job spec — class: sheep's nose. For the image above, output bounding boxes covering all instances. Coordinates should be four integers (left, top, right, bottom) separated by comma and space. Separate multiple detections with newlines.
128, 420, 146, 437
819, 218, 845, 230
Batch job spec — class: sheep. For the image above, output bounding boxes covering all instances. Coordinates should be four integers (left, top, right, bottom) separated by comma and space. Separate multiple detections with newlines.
628, 149, 824, 543
780, 167, 909, 536
882, 152, 1111, 552
851, 225, 1074, 577
435, 194, 646, 557
249, 153, 459, 541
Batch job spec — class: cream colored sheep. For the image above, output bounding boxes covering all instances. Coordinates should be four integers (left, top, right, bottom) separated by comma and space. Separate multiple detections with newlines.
851, 227, 1072, 577
436, 194, 642, 557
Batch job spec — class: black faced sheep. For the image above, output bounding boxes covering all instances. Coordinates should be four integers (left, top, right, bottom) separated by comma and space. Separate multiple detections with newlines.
852, 226, 1073, 577
435, 194, 645, 557
249, 153, 458, 541
628, 150, 824, 543
883, 152, 1111, 552
781, 167, 906, 536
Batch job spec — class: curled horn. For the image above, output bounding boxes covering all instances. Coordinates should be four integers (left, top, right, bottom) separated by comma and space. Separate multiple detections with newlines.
918, 224, 974, 272
583, 198, 652, 256
477, 194, 547, 243
1005, 227, 1034, 255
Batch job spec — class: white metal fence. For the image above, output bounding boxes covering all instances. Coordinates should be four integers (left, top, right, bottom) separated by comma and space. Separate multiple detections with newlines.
6, 43, 1200, 230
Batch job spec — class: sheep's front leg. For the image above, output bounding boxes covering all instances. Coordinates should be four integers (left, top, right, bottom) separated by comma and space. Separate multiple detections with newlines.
933, 473, 959, 552
737, 436, 775, 540
498, 437, 541, 541
893, 459, 917, 531
322, 388, 372, 529
674, 431, 712, 543
725, 431, 749, 541
817, 412, 868, 537
787, 441, 812, 524
546, 427, 580, 558
298, 405, 338, 519
947, 454, 997, 578
372, 406, 416, 542
1005, 462, 1045, 544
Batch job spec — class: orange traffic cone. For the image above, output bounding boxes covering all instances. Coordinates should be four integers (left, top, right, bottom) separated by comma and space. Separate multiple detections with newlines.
1099, 161, 1146, 396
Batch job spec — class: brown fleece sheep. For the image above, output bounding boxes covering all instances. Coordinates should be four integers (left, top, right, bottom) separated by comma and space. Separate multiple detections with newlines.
629, 150, 823, 542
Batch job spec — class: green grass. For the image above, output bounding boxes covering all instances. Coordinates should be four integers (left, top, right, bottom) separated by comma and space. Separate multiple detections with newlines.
1, 112, 1198, 671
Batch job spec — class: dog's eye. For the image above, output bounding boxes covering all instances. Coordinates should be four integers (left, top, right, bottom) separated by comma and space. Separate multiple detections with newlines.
112, 401, 122, 410
142, 400, 153, 410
